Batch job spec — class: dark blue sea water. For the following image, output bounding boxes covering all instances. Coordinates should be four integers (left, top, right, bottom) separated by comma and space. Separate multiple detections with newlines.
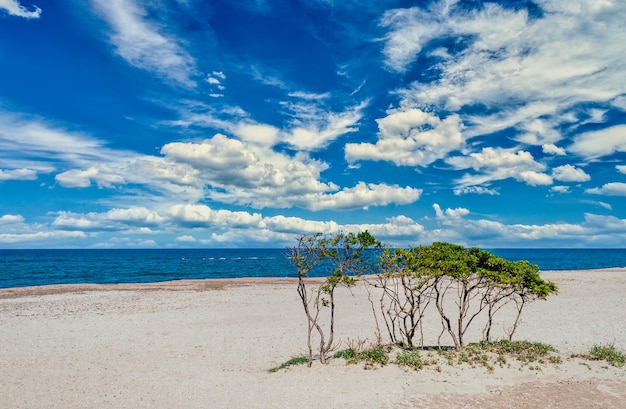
0, 248, 625, 289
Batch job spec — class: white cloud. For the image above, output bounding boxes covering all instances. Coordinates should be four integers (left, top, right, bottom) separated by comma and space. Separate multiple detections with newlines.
453, 186, 499, 196
618, 165, 626, 174
53, 207, 166, 230
552, 164, 590, 182
55, 165, 125, 188
282, 101, 367, 151
0, 0, 41, 18
263, 214, 425, 242
90, 0, 195, 85
519, 171, 553, 186
0, 214, 25, 224
433, 203, 470, 219
542, 143, 566, 155
383, 0, 626, 152
345, 108, 464, 166
550, 186, 570, 194
380, 4, 446, 72
0, 112, 109, 165
585, 182, 626, 196
569, 125, 626, 158
298, 182, 422, 211
160, 134, 332, 200
234, 123, 280, 146
167, 204, 263, 228
0, 168, 37, 181
447, 147, 548, 187
176, 235, 197, 242
0, 231, 86, 244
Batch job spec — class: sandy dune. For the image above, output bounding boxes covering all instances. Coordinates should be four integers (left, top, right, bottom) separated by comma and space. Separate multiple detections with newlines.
1, 269, 625, 408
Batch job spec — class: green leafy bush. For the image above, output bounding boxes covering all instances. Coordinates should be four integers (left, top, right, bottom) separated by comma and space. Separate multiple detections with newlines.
587, 344, 625, 368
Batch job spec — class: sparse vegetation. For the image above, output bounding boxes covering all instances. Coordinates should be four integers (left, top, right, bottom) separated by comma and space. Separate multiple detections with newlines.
284, 236, 565, 373
268, 356, 309, 373
584, 344, 625, 368
270, 341, 626, 374
334, 346, 391, 368
368, 242, 558, 350
288, 231, 380, 366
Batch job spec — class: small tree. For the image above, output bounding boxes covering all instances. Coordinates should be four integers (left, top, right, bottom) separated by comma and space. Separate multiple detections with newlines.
396, 243, 558, 349
288, 230, 380, 366
370, 248, 435, 349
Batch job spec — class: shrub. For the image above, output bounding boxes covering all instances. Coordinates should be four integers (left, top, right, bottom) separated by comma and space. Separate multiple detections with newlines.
587, 344, 625, 368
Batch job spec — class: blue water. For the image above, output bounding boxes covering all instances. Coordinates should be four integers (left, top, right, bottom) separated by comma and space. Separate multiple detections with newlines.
0, 248, 625, 289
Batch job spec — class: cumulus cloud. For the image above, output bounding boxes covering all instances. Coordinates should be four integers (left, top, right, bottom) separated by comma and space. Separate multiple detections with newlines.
425, 205, 626, 246
53, 207, 166, 230
550, 186, 570, 194
176, 235, 197, 242
160, 134, 332, 199
552, 164, 590, 182
160, 133, 421, 210
0, 214, 25, 224
447, 147, 548, 187
585, 182, 626, 196
569, 125, 626, 158
542, 143, 566, 155
90, 0, 195, 85
298, 182, 422, 211
42, 204, 428, 247
519, 171, 553, 186
345, 108, 464, 166
0, 168, 37, 181
0, 0, 41, 18
167, 204, 263, 228
55, 165, 125, 188
618, 165, 626, 175
433, 203, 470, 219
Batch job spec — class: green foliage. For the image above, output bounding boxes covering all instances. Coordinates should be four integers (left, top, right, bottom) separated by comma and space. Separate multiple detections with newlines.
587, 344, 625, 368
378, 242, 558, 348
334, 346, 391, 368
289, 230, 381, 366
395, 350, 427, 370
268, 356, 309, 373
477, 340, 559, 363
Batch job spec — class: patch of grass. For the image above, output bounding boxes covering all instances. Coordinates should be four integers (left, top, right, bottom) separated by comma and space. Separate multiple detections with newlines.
334, 348, 358, 363
333, 340, 565, 372
268, 356, 309, 373
587, 344, 625, 368
436, 347, 456, 366
395, 350, 427, 370
334, 346, 391, 368
470, 340, 559, 364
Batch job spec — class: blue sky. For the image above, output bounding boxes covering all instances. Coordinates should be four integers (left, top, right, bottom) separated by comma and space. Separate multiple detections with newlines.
0, 0, 625, 249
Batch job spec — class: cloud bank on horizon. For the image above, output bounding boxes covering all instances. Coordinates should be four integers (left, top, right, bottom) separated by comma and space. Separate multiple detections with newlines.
0, 0, 624, 248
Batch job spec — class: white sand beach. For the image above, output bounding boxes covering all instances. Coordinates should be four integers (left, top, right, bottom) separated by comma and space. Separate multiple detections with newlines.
1, 269, 625, 408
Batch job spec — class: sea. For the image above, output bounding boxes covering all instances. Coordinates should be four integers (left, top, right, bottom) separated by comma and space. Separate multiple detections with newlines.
0, 248, 625, 289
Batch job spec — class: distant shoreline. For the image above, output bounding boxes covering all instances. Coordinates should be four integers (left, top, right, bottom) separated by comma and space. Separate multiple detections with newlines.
2, 267, 625, 299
